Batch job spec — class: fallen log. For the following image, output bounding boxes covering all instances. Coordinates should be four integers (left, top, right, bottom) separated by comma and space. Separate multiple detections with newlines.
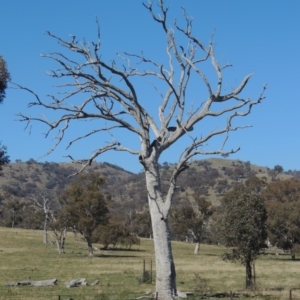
66, 278, 87, 288
5, 279, 57, 287
90, 280, 99, 286
30, 279, 57, 287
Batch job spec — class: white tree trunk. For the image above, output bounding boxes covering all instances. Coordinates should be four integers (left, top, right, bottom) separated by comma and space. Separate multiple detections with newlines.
54, 228, 66, 254
145, 162, 177, 299
150, 210, 176, 299
55, 239, 63, 254
43, 217, 48, 245
194, 242, 200, 255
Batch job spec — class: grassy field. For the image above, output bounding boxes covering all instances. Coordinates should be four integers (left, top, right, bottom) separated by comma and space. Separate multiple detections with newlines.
0, 227, 300, 299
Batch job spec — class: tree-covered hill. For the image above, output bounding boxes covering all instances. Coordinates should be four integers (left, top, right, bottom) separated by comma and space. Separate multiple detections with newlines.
0, 158, 293, 229
0, 158, 297, 212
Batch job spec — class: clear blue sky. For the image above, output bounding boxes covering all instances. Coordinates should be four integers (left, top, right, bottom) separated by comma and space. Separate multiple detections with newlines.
1, 1, 299, 173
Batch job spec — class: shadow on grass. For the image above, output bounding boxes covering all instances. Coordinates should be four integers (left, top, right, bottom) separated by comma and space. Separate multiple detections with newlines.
202, 253, 220, 257
99, 247, 146, 252
276, 257, 300, 261
93, 253, 138, 258
260, 252, 300, 261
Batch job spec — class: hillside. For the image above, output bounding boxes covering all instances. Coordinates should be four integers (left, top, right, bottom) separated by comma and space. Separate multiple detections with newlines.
0, 158, 293, 215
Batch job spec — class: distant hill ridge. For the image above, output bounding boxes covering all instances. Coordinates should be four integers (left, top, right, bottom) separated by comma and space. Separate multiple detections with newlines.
0, 158, 295, 215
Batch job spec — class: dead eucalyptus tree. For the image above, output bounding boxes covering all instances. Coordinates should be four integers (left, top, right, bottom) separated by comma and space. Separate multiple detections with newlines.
16, 1, 265, 298
27, 192, 55, 245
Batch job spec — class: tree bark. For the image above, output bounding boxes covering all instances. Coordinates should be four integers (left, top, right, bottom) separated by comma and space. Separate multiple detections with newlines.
150, 209, 176, 299
145, 162, 177, 299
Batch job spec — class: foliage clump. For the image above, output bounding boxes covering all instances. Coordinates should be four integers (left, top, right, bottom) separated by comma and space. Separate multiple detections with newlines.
0, 144, 9, 171
57, 172, 110, 256
92, 222, 140, 250
221, 178, 268, 288
0, 56, 10, 103
263, 178, 300, 259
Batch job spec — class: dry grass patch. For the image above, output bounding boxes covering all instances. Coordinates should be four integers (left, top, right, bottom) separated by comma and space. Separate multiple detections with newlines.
0, 227, 300, 299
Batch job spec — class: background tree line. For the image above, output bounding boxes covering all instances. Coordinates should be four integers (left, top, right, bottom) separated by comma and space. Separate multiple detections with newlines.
1, 159, 300, 258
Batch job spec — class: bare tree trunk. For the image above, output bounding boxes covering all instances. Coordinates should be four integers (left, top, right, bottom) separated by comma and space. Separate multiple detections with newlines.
54, 228, 66, 254
72, 226, 78, 241
145, 163, 177, 300
150, 207, 176, 299
85, 235, 94, 257
194, 242, 200, 255
43, 216, 48, 244
245, 260, 253, 289
11, 209, 15, 228
61, 228, 66, 253
55, 239, 62, 254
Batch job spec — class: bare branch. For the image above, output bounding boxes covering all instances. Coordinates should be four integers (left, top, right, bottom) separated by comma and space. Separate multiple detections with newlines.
66, 125, 124, 150
68, 142, 139, 176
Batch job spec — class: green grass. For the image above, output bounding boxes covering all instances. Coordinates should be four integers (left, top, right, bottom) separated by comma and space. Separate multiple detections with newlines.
0, 227, 299, 299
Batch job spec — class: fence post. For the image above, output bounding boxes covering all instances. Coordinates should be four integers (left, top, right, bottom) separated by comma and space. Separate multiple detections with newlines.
230, 290, 233, 300
143, 259, 145, 281
150, 259, 152, 283
155, 291, 158, 300
290, 290, 292, 300
58, 296, 61, 300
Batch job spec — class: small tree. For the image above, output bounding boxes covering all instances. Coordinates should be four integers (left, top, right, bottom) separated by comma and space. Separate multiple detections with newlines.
27, 192, 55, 244
58, 172, 110, 256
170, 205, 201, 241
193, 197, 213, 254
0, 144, 9, 170
93, 222, 140, 250
268, 165, 284, 181
5, 197, 24, 228
263, 178, 300, 259
16, 1, 265, 297
221, 184, 267, 289
125, 210, 152, 238
170, 197, 213, 254
50, 211, 68, 254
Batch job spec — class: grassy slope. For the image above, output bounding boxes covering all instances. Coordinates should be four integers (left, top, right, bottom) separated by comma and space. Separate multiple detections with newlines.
0, 227, 300, 299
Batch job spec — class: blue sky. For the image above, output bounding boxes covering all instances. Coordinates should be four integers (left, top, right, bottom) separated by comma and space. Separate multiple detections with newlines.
1, 0, 299, 173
